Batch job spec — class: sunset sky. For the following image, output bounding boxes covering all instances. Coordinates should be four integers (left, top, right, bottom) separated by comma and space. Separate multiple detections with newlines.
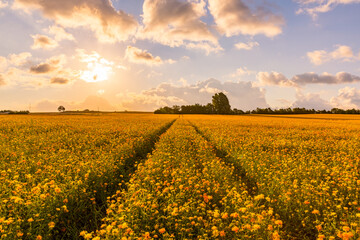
1, 0, 360, 112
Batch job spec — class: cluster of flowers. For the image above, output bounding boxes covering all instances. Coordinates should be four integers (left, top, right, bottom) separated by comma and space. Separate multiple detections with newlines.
190, 114, 360, 239
0, 114, 174, 239
83, 119, 282, 239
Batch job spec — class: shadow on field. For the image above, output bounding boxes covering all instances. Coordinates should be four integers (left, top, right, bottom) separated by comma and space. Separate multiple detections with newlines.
53, 119, 177, 240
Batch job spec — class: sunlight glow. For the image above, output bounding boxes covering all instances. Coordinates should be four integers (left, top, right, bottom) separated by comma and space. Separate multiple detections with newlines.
79, 51, 113, 83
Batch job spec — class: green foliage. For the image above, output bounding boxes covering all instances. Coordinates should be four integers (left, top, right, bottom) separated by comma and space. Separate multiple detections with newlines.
212, 92, 231, 114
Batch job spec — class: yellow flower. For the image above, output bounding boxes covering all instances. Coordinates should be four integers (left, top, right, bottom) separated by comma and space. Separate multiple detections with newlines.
275, 220, 283, 226
48, 222, 55, 229
159, 228, 166, 234
312, 209, 320, 215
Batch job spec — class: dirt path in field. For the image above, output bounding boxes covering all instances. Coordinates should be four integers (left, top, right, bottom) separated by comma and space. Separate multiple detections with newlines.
188, 120, 258, 196
65, 119, 178, 239
118, 118, 177, 187
188, 120, 316, 240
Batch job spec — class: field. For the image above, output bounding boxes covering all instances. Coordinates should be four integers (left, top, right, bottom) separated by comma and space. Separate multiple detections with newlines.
0, 113, 359, 239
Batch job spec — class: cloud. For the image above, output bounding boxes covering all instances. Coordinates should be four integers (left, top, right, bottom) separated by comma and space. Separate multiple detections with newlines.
125, 46, 163, 65
307, 45, 357, 65
29, 55, 66, 74
48, 25, 75, 41
8, 52, 31, 66
30, 63, 55, 74
235, 41, 259, 50
0, 74, 6, 86
296, 0, 360, 18
257, 71, 296, 87
0, 56, 7, 71
117, 78, 268, 111
31, 34, 58, 49
50, 77, 69, 84
14, 0, 138, 43
292, 72, 360, 85
258, 71, 360, 87
208, 0, 284, 37
292, 91, 332, 110
330, 87, 360, 109
140, 0, 220, 52
231, 67, 256, 77
0, 0, 8, 9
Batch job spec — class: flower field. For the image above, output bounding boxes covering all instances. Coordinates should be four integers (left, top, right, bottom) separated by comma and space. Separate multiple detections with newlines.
0, 114, 175, 239
1, 113, 359, 239
188, 114, 360, 240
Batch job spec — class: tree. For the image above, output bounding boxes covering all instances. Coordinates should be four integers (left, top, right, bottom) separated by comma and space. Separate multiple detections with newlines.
212, 92, 231, 114
58, 106, 65, 112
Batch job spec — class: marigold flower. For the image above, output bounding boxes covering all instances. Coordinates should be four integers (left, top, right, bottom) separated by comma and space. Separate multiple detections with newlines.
231, 226, 239, 233
48, 222, 55, 229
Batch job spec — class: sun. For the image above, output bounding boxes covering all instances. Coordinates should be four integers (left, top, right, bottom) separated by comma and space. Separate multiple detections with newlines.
80, 61, 113, 83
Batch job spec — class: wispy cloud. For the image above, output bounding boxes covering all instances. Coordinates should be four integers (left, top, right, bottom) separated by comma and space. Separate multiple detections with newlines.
307, 45, 358, 65
235, 41, 259, 50
258, 71, 360, 87
48, 25, 75, 42
296, 0, 360, 18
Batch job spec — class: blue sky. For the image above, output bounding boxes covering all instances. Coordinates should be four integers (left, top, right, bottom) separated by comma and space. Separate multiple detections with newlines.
0, 0, 360, 111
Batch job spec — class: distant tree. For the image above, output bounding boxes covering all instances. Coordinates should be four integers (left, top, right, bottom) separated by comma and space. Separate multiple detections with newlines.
212, 92, 231, 114
58, 105, 65, 112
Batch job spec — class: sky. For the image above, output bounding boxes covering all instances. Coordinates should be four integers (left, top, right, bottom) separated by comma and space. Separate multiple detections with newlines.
0, 0, 360, 112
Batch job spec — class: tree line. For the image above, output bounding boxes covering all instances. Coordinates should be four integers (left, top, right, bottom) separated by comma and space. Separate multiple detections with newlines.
154, 93, 360, 115
0, 110, 30, 115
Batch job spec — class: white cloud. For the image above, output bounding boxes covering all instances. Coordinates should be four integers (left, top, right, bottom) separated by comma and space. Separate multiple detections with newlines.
48, 25, 75, 41
258, 71, 360, 87
292, 91, 332, 110
307, 45, 357, 65
0, 0, 8, 9
231, 67, 256, 77
257, 71, 296, 87
208, 0, 284, 37
235, 41, 259, 50
0, 56, 7, 71
8, 52, 32, 66
0, 74, 6, 86
14, 0, 138, 43
31, 34, 58, 49
296, 0, 360, 18
330, 87, 360, 109
147, 70, 163, 79
140, 0, 220, 53
116, 78, 268, 111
